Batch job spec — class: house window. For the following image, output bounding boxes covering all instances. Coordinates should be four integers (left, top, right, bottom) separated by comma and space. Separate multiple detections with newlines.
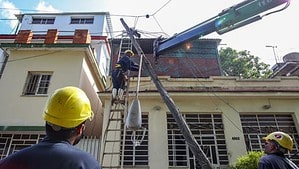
0, 132, 45, 159
0, 130, 99, 161
32, 17, 55, 24
70, 17, 94, 24
167, 113, 228, 168
240, 114, 299, 164
121, 114, 148, 167
23, 72, 52, 95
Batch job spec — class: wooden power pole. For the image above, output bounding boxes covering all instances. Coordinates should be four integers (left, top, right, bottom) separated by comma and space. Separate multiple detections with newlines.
120, 18, 213, 169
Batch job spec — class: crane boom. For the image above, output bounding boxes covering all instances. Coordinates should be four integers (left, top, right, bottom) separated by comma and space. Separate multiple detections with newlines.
154, 0, 290, 56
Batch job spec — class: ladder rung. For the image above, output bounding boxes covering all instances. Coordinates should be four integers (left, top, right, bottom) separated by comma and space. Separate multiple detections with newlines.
102, 166, 121, 168
110, 109, 125, 112
105, 139, 122, 142
103, 152, 121, 155
106, 129, 122, 131
109, 118, 122, 121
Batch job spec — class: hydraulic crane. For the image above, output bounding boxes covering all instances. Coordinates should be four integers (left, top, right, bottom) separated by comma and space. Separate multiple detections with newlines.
117, 0, 291, 168
154, 0, 290, 56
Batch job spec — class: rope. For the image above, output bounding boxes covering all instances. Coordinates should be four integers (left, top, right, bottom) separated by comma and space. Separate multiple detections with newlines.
135, 53, 144, 97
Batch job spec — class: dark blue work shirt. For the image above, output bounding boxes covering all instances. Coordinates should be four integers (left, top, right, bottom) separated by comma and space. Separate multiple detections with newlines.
0, 137, 101, 169
259, 153, 299, 169
117, 55, 139, 72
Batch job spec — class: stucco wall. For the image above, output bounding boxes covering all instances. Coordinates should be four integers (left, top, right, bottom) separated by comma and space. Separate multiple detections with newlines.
19, 14, 106, 35
0, 49, 84, 126
100, 76, 299, 167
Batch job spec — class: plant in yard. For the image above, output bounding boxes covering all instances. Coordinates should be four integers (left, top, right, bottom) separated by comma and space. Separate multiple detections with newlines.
229, 151, 264, 169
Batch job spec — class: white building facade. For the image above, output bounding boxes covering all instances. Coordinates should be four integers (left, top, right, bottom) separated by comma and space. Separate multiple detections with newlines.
0, 12, 113, 162
15, 12, 113, 80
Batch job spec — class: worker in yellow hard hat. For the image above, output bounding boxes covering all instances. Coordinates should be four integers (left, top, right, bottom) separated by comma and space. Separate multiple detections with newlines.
111, 49, 139, 103
124, 49, 134, 57
0, 86, 101, 169
259, 131, 298, 169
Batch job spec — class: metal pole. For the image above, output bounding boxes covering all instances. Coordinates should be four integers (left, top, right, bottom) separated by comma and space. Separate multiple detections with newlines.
120, 18, 213, 169
266, 45, 278, 64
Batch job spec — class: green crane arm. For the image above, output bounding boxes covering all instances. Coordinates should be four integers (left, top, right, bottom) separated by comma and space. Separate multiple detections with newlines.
154, 0, 290, 56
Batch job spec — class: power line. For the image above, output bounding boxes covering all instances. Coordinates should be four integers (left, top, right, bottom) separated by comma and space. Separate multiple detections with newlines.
180, 51, 244, 133
109, 0, 173, 37
151, 0, 172, 16
152, 15, 168, 37
146, 0, 172, 36
0, 51, 62, 64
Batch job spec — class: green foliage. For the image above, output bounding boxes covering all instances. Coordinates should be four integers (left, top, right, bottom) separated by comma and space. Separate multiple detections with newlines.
219, 47, 273, 79
229, 151, 265, 169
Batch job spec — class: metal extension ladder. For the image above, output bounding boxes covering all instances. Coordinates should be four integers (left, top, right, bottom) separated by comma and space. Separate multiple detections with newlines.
101, 100, 127, 169
101, 33, 133, 169
117, 31, 133, 61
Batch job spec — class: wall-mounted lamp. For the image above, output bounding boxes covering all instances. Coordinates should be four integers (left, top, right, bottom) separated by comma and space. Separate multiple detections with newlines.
262, 104, 271, 109
153, 105, 161, 111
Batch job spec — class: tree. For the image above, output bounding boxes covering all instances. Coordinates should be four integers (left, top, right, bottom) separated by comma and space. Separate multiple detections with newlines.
219, 47, 272, 78
229, 151, 264, 169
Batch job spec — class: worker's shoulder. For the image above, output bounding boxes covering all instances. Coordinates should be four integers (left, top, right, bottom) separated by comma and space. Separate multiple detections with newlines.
65, 147, 100, 167
259, 154, 278, 164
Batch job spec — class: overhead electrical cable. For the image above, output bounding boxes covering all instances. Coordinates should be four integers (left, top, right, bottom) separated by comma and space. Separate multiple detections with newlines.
0, 51, 62, 64
181, 52, 244, 133
110, 0, 173, 38
151, 0, 172, 16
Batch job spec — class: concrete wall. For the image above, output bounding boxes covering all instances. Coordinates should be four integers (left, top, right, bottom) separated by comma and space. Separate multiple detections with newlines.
100, 76, 299, 167
19, 14, 107, 36
0, 49, 86, 126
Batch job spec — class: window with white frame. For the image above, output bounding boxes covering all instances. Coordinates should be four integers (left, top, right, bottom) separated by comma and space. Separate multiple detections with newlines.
240, 114, 299, 164
32, 17, 55, 24
23, 72, 52, 95
70, 17, 94, 24
167, 113, 229, 168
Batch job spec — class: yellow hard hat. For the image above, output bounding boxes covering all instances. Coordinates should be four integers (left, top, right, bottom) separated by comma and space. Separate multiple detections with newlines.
263, 131, 293, 151
43, 86, 93, 128
124, 49, 134, 57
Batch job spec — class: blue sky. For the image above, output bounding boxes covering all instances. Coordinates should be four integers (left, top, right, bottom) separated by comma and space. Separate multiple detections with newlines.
0, 0, 298, 67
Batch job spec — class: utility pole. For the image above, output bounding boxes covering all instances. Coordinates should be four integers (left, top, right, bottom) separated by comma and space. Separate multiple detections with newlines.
266, 45, 278, 64
120, 18, 213, 169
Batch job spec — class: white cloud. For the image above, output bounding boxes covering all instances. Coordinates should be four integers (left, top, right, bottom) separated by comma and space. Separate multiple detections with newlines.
35, 1, 60, 13
0, 0, 20, 29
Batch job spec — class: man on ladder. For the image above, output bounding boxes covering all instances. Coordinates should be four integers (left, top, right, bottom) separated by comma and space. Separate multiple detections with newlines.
111, 49, 139, 103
